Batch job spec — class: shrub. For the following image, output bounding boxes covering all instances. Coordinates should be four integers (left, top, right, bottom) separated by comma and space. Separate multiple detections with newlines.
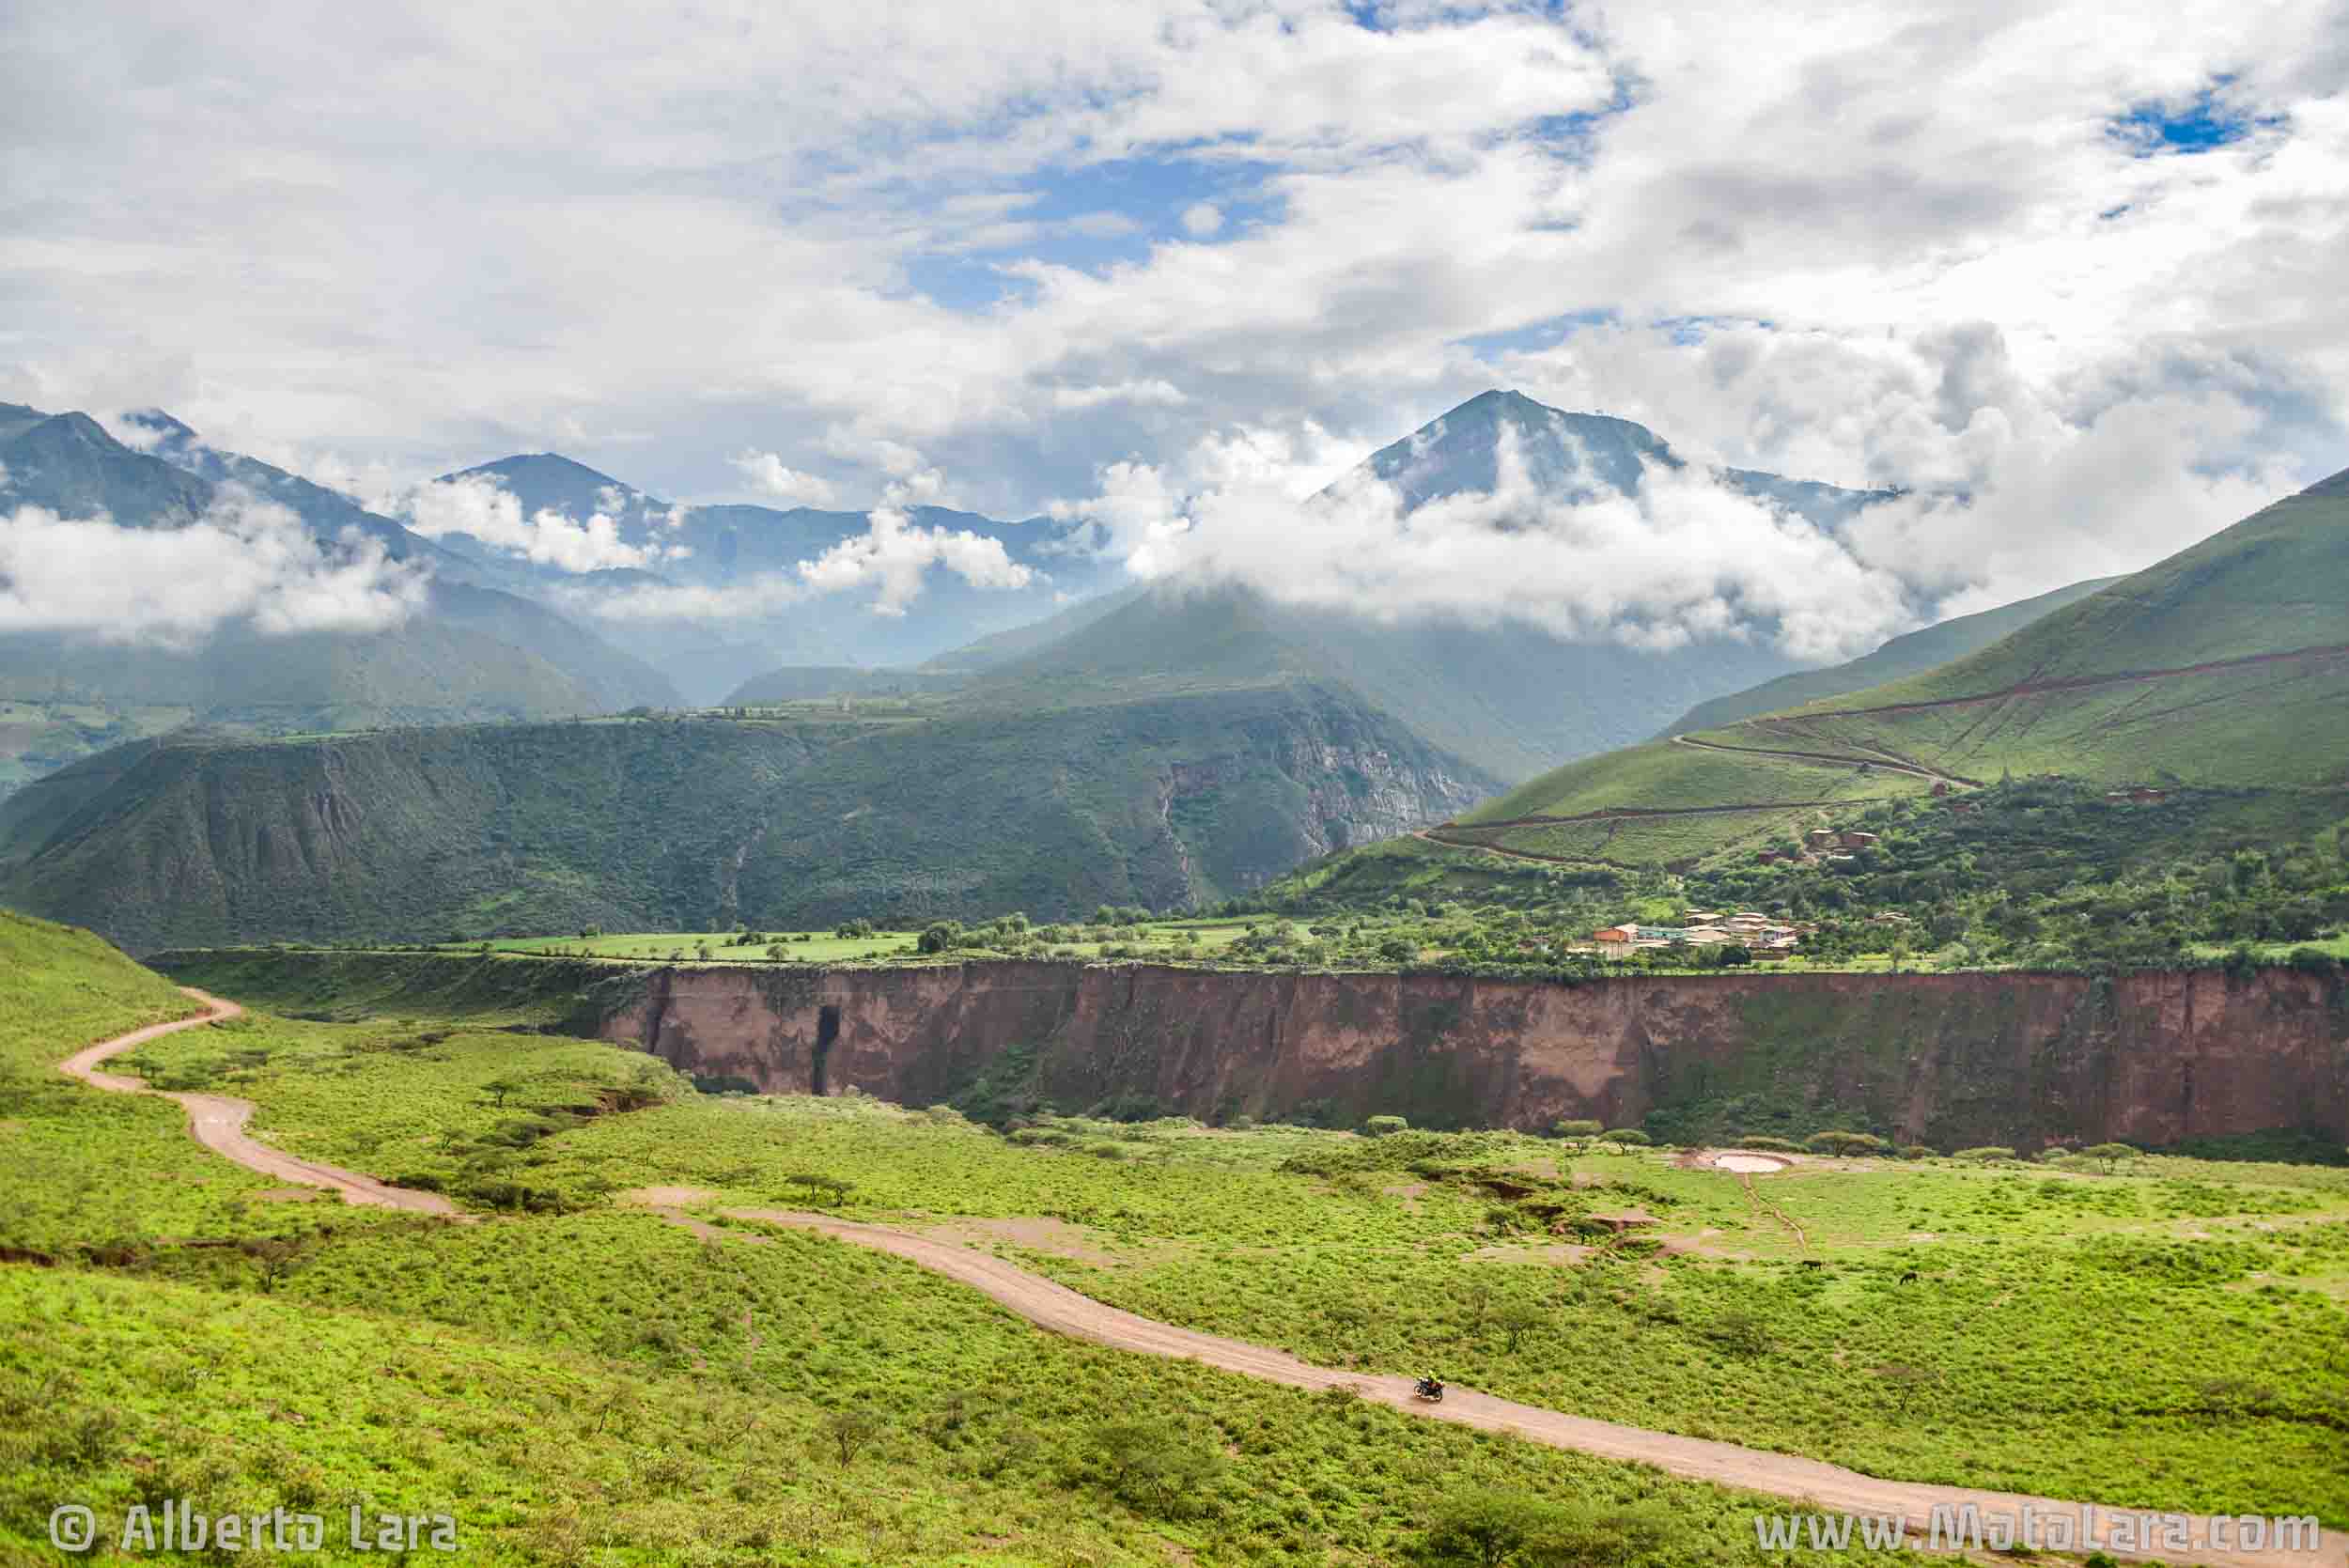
1895, 1144, 1937, 1160
1363, 1114, 1409, 1138
1735, 1136, 1802, 1153
1953, 1145, 2017, 1163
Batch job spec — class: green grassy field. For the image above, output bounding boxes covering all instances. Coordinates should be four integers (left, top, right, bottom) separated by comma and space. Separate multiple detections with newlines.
11, 918, 1957, 1564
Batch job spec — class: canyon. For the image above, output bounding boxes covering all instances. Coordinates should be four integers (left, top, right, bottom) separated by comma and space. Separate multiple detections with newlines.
163, 951, 2349, 1149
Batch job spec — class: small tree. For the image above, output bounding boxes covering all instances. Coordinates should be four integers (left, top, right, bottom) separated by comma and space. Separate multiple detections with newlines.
1492, 1299, 1547, 1353
1081, 1418, 1224, 1516
483, 1076, 522, 1109
1551, 1118, 1603, 1141
917, 921, 964, 955
1415, 1490, 1563, 1568
1599, 1128, 1651, 1154
1875, 1361, 1939, 1414
2083, 1141, 2139, 1172
822, 1407, 883, 1466
241, 1236, 308, 1295
1364, 1114, 1409, 1138
1707, 1309, 1774, 1358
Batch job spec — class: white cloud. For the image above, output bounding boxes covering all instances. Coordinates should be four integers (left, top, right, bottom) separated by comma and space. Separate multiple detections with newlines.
1049, 380, 1190, 411
1179, 202, 1223, 237
0, 491, 428, 644
728, 450, 838, 505
398, 473, 670, 573
796, 484, 1036, 616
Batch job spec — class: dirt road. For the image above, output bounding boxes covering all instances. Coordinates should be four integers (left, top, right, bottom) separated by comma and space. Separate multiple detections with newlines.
57, 989, 460, 1216
728, 1209, 2338, 1568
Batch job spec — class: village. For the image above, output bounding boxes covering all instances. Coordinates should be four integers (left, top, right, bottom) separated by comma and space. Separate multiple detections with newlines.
1577, 828, 1899, 957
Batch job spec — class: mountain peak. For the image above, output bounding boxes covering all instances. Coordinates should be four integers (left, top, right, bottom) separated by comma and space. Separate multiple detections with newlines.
452, 452, 633, 493
1355, 389, 1676, 509
118, 408, 202, 458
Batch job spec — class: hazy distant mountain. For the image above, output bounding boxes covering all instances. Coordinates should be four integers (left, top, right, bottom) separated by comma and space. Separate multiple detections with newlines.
1356, 388, 1904, 525
0, 405, 678, 795
437, 454, 1122, 699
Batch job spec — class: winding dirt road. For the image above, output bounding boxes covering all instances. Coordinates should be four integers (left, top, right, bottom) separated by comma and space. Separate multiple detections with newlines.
717, 1209, 2338, 1568
57, 989, 459, 1216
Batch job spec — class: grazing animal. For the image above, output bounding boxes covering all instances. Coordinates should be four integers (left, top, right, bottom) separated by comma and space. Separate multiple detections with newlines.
1899, 1269, 1921, 1284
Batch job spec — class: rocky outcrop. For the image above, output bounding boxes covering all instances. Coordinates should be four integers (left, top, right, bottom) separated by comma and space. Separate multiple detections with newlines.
596, 961, 2349, 1149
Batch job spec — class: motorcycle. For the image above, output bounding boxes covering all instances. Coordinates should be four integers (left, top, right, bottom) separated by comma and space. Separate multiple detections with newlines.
1413, 1376, 1445, 1403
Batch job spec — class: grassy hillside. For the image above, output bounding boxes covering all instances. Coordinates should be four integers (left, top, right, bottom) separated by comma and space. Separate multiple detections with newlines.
0, 681, 1489, 950
1662, 575, 2119, 735
0, 908, 197, 1070
1324, 472, 2349, 876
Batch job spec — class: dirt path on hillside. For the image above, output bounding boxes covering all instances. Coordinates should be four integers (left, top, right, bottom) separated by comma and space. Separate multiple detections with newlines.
57, 990, 460, 1216
1761, 641, 2349, 723
1672, 733, 1981, 789
722, 1208, 2335, 1568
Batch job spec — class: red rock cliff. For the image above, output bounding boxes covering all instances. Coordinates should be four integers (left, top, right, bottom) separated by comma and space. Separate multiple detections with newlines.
599, 962, 2349, 1147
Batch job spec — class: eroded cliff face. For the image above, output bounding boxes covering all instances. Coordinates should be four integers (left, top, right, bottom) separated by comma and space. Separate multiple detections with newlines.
599, 962, 2349, 1147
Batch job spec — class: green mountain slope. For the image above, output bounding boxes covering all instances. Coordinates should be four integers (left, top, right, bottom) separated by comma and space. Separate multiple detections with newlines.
0, 681, 1490, 950
1662, 575, 2120, 735
1336, 468, 2349, 875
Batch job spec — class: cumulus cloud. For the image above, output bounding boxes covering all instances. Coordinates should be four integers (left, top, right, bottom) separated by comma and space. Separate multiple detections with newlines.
398, 473, 676, 574
796, 478, 1037, 615
1489, 318, 2312, 613
1057, 418, 1927, 660
728, 450, 837, 505
1179, 202, 1223, 237
0, 491, 428, 645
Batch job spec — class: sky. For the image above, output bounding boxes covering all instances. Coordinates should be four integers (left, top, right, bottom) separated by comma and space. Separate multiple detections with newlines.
2, 0, 2345, 656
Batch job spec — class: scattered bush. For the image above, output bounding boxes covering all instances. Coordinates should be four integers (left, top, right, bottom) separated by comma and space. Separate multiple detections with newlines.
1364, 1114, 1409, 1138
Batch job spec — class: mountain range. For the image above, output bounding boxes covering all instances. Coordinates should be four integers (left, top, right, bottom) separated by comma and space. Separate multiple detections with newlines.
0, 385, 2170, 947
